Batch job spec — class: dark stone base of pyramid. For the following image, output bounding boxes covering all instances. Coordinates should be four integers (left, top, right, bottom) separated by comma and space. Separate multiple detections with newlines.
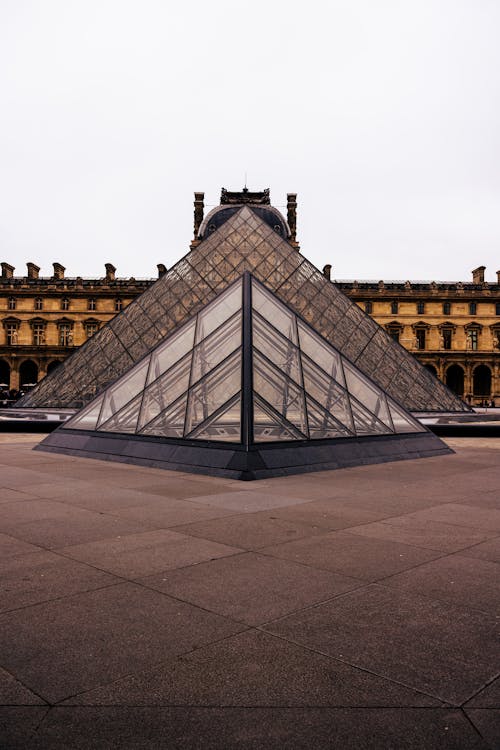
36, 429, 453, 480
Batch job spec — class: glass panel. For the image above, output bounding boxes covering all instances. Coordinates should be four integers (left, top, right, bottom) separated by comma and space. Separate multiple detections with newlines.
306, 396, 353, 439
191, 311, 241, 384
252, 281, 297, 344
297, 321, 345, 386
97, 358, 149, 427
139, 393, 187, 438
350, 398, 392, 436
253, 395, 304, 442
389, 401, 425, 433
195, 279, 242, 344
187, 394, 241, 442
147, 318, 196, 385
301, 355, 354, 431
98, 393, 141, 434
253, 314, 302, 386
138, 352, 192, 430
342, 361, 392, 428
62, 395, 103, 430
253, 352, 307, 435
185, 349, 241, 434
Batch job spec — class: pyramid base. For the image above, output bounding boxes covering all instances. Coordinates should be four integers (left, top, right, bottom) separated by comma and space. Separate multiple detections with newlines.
35, 429, 452, 480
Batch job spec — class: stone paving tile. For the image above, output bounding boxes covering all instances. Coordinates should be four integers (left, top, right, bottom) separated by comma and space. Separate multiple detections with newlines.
103, 496, 238, 527
0, 550, 119, 612
465, 677, 500, 708
260, 530, 443, 581
0, 533, 42, 561
250, 499, 388, 530
465, 710, 500, 750
173, 512, 326, 550
0, 582, 244, 704
139, 552, 361, 626
461, 537, 500, 564
62, 629, 441, 707
381, 554, 500, 615
264, 585, 500, 705
183, 490, 311, 513
347, 517, 498, 553
0, 487, 37, 504
59, 529, 241, 578
134, 478, 236, 500
0, 499, 153, 548
0, 707, 49, 749
400, 504, 500, 532
0, 668, 46, 705
30, 707, 488, 750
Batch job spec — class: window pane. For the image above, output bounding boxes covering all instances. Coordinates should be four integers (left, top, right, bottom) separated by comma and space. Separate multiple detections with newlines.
147, 318, 196, 385
195, 279, 242, 343
350, 398, 392, 436
252, 281, 298, 344
253, 352, 307, 435
388, 401, 425, 433
139, 393, 187, 438
253, 395, 304, 442
297, 321, 345, 386
98, 393, 142, 434
306, 396, 353, 439
186, 393, 241, 442
138, 352, 192, 430
301, 355, 354, 431
63, 395, 104, 430
253, 314, 302, 386
185, 349, 241, 434
98, 358, 149, 427
343, 361, 392, 428
191, 311, 241, 384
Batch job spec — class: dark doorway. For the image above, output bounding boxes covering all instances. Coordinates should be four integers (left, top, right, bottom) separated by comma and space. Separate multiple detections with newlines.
446, 365, 464, 396
0, 359, 10, 389
424, 364, 437, 377
473, 365, 491, 397
19, 360, 39, 388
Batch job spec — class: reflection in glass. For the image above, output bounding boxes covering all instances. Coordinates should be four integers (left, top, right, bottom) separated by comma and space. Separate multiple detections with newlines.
252, 282, 297, 344
301, 354, 354, 432
253, 314, 302, 386
253, 352, 307, 435
147, 319, 196, 385
306, 396, 352, 439
98, 359, 149, 427
63, 395, 103, 430
187, 394, 241, 442
253, 395, 304, 442
195, 279, 242, 343
139, 393, 187, 437
297, 321, 345, 386
139, 353, 192, 430
343, 361, 392, 428
191, 312, 241, 385
185, 350, 241, 435
98, 393, 142, 433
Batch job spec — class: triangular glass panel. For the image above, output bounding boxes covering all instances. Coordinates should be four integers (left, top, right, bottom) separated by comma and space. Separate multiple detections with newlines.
297, 321, 345, 387
139, 392, 187, 438
186, 393, 241, 442
147, 318, 196, 386
185, 349, 241, 435
350, 397, 392, 436
342, 361, 392, 429
98, 393, 142, 434
253, 351, 308, 435
253, 395, 306, 442
306, 396, 353, 439
253, 313, 302, 386
62, 394, 104, 430
252, 282, 298, 344
191, 311, 241, 385
388, 400, 426, 433
195, 278, 242, 344
301, 354, 354, 432
138, 352, 192, 431
97, 358, 149, 428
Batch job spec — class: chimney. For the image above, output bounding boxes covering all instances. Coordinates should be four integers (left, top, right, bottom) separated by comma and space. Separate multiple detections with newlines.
1, 262, 15, 279
157, 263, 167, 278
52, 262, 65, 280
27, 262, 40, 279
322, 264, 332, 281
193, 192, 204, 239
472, 266, 485, 284
287, 193, 299, 248
105, 263, 116, 282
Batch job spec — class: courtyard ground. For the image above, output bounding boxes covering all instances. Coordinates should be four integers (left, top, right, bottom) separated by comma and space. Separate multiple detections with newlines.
0, 433, 499, 749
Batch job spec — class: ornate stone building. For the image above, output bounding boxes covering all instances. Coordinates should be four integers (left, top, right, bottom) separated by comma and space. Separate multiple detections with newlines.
1, 202, 499, 406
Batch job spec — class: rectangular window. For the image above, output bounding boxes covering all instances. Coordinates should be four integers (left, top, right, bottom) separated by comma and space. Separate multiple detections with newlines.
34, 298, 43, 311
88, 299, 96, 311
8, 297, 16, 311
469, 302, 477, 315
365, 301, 373, 314
417, 301, 425, 314
61, 298, 69, 311
85, 323, 98, 339
6, 324, 18, 345
442, 329, 452, 350
443, 302, 451, 315
387, 328, 400, 343
496, 303, 500, 316
468, 329, 478, 350
390, 301, 398, 314
59, 324, 72, 346
32, 324, 45, 346
416, 329, 426, 349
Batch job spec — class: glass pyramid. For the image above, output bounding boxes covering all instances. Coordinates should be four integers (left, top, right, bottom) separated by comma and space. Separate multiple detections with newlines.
62, 274, 425, 444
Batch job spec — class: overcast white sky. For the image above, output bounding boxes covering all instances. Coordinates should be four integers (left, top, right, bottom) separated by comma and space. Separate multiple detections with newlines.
1, 0, 499, 282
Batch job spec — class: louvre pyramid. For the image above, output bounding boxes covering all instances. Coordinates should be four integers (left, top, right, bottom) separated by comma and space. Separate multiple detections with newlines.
37, 273, 451, 480
21, 204, 467, 413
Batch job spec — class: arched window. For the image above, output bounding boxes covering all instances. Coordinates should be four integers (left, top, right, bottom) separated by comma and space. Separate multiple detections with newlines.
19, 360, 39, 388
446, 364, 464, 396
0, 359, 10, 389
473, 365, 491, 397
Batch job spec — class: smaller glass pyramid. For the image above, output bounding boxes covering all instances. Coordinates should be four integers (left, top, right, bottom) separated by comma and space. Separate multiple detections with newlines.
62, 274, 425, 443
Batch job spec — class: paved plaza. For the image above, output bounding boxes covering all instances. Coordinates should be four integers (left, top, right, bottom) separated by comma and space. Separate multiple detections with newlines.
0, 434, 499, 748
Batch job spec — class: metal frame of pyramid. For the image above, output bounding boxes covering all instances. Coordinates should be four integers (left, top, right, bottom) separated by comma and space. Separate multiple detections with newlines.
20, 203, 468, 414
37, 273, 452, 480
